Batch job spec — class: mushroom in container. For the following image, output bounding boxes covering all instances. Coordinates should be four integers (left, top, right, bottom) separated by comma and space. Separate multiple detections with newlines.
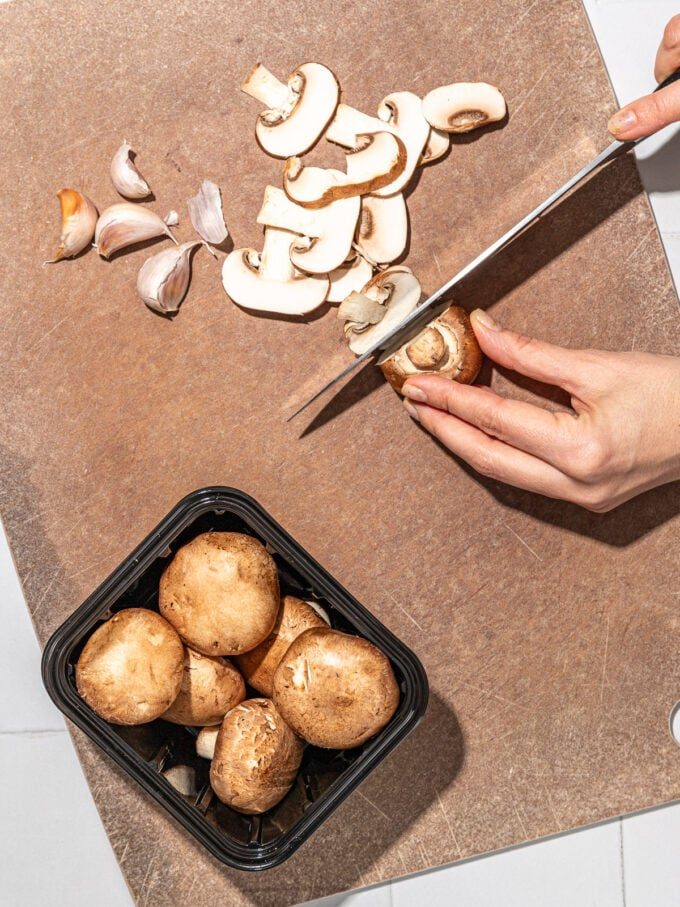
272, 627, 400, 749
76, 608, 184, 725
210, 698, 304, 814
380, 305, 482, 391
161, 647, 246, 726
159, 532, 280, 656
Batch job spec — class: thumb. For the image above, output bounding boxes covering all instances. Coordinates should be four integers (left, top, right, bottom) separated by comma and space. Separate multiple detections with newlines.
470, 309, 582, 393
607, 82, 680, 140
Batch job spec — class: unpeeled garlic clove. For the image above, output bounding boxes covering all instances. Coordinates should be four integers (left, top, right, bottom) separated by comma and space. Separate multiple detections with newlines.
187, 180, 228, 245
94, 203, 177, 259
136, 241, 201, 314
110, 142, 151, 199
45, 188, 98, 264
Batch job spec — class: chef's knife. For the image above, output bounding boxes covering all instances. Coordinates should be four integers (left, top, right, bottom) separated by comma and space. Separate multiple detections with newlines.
289, 68, 680, 421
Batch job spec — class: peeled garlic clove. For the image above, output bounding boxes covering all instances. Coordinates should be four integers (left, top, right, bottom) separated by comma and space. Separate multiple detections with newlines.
187, 180, 228, 245
95, 203, 176, 259
110, 142, 151, 199
45, 188, 98, 264
136, 241, 201, 314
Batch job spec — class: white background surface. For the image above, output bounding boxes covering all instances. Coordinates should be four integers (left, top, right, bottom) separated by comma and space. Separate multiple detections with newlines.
1, 2, 679, 905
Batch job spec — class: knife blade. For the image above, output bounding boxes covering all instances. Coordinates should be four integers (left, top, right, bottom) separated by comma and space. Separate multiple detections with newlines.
289, 68, 680, 422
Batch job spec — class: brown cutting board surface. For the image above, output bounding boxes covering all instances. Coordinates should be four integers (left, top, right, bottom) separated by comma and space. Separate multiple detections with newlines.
2, 0, 680, 903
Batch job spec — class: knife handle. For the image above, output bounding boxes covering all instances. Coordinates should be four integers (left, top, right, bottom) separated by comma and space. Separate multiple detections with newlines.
654, 67, 680, 92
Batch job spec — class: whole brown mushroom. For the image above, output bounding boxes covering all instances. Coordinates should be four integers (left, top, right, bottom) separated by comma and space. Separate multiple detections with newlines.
76, 608, 184, 725
210, 698, 303, 814
161, 647, 246, 726
159, 532, 280, 656
236, 595, 329, 696
380, 305, 482, 392
272, 627, 400, 749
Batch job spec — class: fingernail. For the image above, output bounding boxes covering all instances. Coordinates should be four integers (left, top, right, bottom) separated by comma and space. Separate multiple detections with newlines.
403, 398, 420, 422
402, 384, 428, 402
472, 308, 501, 331
608, 109, 637, 136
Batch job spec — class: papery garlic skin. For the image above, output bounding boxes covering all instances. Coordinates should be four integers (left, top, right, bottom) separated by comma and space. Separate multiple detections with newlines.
136, 241, 201, 314
187, 180, 228, 245
95, 203, 177, 259
164, 210, 179, 226
110, 142, 151, 199
45, 188, 98, 263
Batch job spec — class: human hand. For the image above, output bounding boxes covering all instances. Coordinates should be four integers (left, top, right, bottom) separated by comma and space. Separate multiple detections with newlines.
401, 310, 680, 512
608, 15, 680, 139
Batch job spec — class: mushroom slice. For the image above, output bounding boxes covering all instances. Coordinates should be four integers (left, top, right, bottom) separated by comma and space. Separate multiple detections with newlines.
380, 305, 482, 391
422, 82, 506, 133
355, 193, 408, 266
222, 226, 329, 315
326, 253, 373, 303
256, 182, 359, 274
241, 62, 339, 158
327, 93, 429, 195
283, 132, 406, 210
343, 267, 421, 355
337, 291, 386, 326
420, 127, 449, 164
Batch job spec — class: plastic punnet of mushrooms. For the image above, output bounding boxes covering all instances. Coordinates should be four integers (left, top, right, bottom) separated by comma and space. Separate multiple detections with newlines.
159, 532, 281, 656
380, 305, 482, 391
241, 62, 340, 158
76, 608, 184, 725
272, 627, 400, 750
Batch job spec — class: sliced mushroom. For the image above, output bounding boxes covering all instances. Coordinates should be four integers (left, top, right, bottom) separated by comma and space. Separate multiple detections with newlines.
326, 93, 429, 195
342, 267, 421, 355
326, 253, 373, 303
241, 62, 339, 158
422, 82, 506, 133
283, 131, 406, 209
420, 127, 449, 164
355, 193, 408, 266
256, 182, 359, 274
380, 305, 482, 391
222, 226, 329, 315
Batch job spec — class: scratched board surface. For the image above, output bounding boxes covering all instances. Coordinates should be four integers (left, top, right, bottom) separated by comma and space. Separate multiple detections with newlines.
1, 0, 679, 903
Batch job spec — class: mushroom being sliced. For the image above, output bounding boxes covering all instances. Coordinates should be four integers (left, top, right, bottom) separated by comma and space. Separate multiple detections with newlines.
341, 267, 421, 355
256, 182, 359, 274
241, 62, 339, 158
326, 93, 429, 196
355, 193, 408, 266
423, 82, 506, 133
420, 127, 449, 164
326, 253, 373, 303
380, 305, 482, 391
283, 131, 406, 209
222, 226, 329, 315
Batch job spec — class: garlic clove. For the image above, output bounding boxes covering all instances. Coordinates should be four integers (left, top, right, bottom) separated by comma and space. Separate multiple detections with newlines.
136, 240, 201, 314
94, 203, 177, 259
110, 142, 152, 199
164, 210, 179, 226
187, 180, 228, 245
45, 188, 98, 264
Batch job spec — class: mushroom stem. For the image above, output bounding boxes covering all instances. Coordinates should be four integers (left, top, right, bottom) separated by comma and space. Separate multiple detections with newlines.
241, 63, 290, 108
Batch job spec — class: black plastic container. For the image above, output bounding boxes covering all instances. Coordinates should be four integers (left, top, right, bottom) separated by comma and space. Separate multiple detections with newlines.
42, 487, 428, 870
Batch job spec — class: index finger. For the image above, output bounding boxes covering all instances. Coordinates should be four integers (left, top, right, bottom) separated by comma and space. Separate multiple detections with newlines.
655, 15, 680, 81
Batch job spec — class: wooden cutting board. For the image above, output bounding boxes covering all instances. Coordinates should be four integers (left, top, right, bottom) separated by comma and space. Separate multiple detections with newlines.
2, 0, 679, 903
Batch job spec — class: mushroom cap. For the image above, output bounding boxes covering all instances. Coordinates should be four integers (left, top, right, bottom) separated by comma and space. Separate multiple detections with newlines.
76, 608, 184, 725
161, 647, 246, 726
422, 82, 506, 133
236, 595, 329, 696
355, 193, 408, 266
345, 267, 421, 355
210, 698, 304, 814
159, 532, 280, 656
380, 305, 482, 391
272, 627, 400, 749
253, 63, 340, 159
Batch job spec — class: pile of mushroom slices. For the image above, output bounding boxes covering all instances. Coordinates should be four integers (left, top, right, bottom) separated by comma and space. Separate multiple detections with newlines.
75, 531, 400, 815
46, 144, 229, 316
223, 62, 506, 386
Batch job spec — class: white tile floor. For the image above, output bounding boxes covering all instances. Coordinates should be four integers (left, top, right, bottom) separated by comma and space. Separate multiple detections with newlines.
2, 2, 679, 905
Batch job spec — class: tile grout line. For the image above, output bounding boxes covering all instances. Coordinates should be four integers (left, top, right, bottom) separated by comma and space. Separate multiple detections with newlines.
0, 728, 66, 737
619, 819, 627, 907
